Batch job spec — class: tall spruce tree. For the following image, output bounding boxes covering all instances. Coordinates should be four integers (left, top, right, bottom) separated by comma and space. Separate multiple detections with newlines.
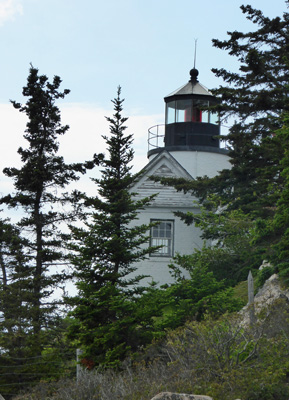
208, 3, 289, 217
0, 216, 38, 396
0, 65, 86, 357
174, 2, 289, 216
68, 88, 157, 367
154, 3, 289, 279
0, 214, 76, 397
0, 217, 31, 353
261, 113, 289, 280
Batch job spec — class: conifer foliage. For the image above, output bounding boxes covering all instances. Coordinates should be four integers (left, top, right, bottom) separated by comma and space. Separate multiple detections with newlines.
0, 65, 83, 357
182, 2, 289, 218
206, 3, 289, 272
154, 3, 289, 280
0, 218, 31, 359
209, 3, 289, 217
264, 114, 289, 281
68, 87, 157, 367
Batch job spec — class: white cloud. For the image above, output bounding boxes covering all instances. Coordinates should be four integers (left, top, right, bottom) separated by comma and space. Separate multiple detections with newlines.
0, 0, 23, 26
0, 103, 27, 196
59, 103, 162, 171
0, 102, 163, 197
59, 103, 162, 195
0, 102, 163, 294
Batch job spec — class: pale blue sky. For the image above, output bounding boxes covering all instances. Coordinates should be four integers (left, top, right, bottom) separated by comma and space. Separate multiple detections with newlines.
0, 0, 287, 111
0, 0, 288, 194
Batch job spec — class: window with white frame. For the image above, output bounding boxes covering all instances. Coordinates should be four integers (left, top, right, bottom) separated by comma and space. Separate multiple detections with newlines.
150, 220, 174, 257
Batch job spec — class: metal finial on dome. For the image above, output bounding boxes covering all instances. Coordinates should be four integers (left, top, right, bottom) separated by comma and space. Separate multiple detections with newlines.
189, 39, 199, 83
189, 68, 199, 83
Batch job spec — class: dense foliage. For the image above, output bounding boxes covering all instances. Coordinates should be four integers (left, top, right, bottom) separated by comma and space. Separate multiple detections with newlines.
3, 3, 289, 397
209, 3, 289, 220
153, 2, 289, 283
209, 2, 289, 279
0, 66, 84, 397
135, 255, 243, 339
67, 88, 158, 367
256, 114, 289, 281
13, 297, 289, 400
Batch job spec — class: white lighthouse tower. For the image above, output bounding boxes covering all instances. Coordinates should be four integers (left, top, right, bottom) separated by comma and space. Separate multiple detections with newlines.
130, 68, 230, 285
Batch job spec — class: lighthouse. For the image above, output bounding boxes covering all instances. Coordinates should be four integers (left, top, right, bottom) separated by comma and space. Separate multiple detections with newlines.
130, 68, 230, 285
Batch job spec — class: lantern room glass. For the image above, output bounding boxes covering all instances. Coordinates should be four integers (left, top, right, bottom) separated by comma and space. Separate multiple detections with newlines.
166, 100, 218, 125
176, 99, 192, 122
166, 101, 175, 124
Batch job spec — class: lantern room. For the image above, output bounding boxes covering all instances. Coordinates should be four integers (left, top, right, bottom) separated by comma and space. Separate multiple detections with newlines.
164, 68, 219, 148
148, 68, 222, 158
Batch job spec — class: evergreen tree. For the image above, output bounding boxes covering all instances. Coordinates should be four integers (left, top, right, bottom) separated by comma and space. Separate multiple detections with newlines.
259, 113, 289, 280
176, 2, 289, 217
0, 217, 32, 356
68, 87, 157, 367
204, 3, 289, 270
0, 65, 86, 357
154, 3, 289, 279
208, 3, 289, 217
0, 217, 73, 397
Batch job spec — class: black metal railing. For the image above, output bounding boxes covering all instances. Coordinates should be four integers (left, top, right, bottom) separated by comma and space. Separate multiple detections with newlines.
148, 123, 229, 152
147, 124, 165, 152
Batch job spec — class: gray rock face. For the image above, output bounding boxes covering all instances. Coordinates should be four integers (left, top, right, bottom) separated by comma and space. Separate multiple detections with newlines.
150, 392, 213, 400
239, 273, 289, 326
254, 274, 289, 307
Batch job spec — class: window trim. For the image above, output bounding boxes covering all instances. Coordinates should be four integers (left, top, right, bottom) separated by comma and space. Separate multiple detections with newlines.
150, 219, 174, 258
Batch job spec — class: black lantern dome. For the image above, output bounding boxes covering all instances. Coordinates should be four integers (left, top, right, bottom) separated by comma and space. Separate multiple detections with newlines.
148, 68, 227, 158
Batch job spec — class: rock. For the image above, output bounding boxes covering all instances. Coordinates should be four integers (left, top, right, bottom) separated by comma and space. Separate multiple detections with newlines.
254, 274, 289, 309
240, 273, 289, 326
150, 392, 213, 400
259, 260, 272, 270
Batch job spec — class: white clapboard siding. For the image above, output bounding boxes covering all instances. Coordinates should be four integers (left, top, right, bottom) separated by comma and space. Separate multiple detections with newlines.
131, 152, 198, 209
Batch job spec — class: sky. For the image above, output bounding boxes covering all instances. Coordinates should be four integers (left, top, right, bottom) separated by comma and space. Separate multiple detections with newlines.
0, 0, 288, 197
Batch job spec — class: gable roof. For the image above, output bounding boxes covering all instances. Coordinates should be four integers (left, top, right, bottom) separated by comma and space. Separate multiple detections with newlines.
138, 150, 193, 180
131, 151, 198, 209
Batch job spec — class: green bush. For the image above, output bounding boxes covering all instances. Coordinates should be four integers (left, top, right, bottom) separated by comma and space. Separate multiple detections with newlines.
14, 298, 289, 400
256, 265, 275, 288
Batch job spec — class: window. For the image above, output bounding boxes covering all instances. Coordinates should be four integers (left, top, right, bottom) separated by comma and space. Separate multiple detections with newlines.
209, 111, 219, 125
166, 101, 176, 124
176, 99, 192, 122
150, 220, 174, 257
165, 99, 219, 125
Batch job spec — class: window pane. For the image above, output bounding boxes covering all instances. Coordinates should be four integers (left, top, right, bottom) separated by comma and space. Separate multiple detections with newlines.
202, 110, 209, 123
150, 220, 174, 257
210, 112, 219, 125
159, 228, 165, 237
166, 102, 175, 124
192, 100, 208, 122
165, 223, 172, 237
176, 99, 192, 122
159, 239, 169, 254
152, 226, 158, 236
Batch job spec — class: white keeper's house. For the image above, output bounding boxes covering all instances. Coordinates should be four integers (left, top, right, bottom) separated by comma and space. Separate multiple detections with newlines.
131, 68, 230, 285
